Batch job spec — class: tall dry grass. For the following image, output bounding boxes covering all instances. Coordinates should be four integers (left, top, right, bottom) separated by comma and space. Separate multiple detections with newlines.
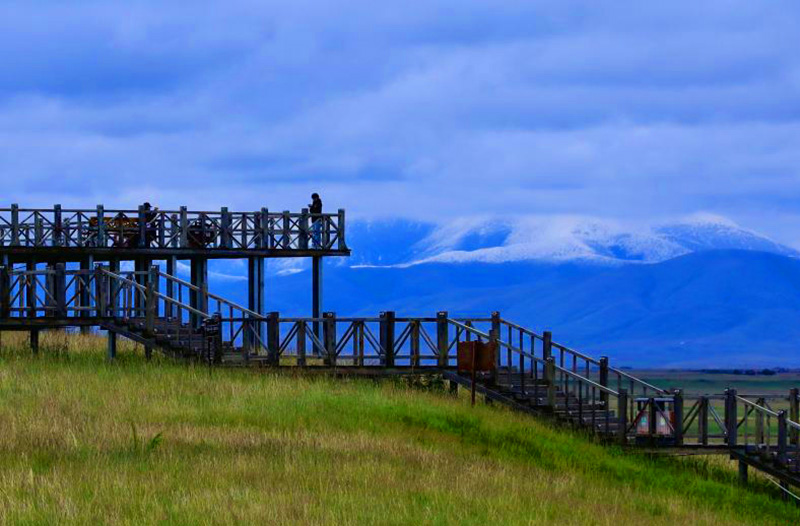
0, 332, 796, 525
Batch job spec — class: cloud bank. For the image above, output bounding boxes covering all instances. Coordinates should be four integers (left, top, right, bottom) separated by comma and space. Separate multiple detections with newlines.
1, 1, 799, 245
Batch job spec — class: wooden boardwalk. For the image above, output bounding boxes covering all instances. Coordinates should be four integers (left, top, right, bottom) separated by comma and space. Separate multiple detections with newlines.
0, 204, 798, 500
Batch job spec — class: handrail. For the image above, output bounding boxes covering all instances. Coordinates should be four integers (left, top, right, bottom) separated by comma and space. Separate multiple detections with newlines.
100, 268, 210, 319
608, 367, 669, 395
448, 318, 619, 397
156, 271, 262, 318
736, 395, 781, 418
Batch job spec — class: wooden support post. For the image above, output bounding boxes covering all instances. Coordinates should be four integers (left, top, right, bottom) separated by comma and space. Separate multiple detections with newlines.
618, 389, 629, 445
267, 312, 280, 366
380, 311, 395, 367
738, 460, 748, 485
599, 356, 609, 404
166, 256, 177, 319
248, 256, 264, 349
437, 311, 449, 368
190, 258, 208, 329
30, 329, 39, 354
144, 266, 158, 360
107, 329, 117, 361
323, 312, 336, 366
726, 389, 738, 447
134, 258, 151, 318
27, 260, 37, 349
488, 326, 499, 387
545, 357, 556, 409
777, 411, 788, 467
449, 380, 459, 396
673, 390, 684, 446
0, 266, 9, 319
790, 388, 799, 446
54, 263, 66, 318
296, 319, 306, 367
138, 206, 147, 248
755, 398, 765, 446
80, 257, 93, 334
337, 209, 346, 251
312, 256, 322, 355
108, 259, 120, 318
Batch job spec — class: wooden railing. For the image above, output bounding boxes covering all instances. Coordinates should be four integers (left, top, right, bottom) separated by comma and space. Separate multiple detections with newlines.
0, 205, 347, 252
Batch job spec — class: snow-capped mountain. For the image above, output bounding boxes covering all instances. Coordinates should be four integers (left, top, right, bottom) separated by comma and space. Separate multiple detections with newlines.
348, 214, 798, 267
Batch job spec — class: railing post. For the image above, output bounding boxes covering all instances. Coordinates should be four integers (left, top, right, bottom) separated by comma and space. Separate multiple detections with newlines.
488, 326, 499, 387
545, 357, 556, 409
777, 411, 788, 467
10, 204, 19, 246
491, 311, 501, 368
337, 209, 346, 251
648, 397, 657, 438
267, 312, 280, 366
599, 356, 609, 404
618, 389, 629, 445
179, 206, 189, 248
96, 205, 105, 247
323, 312, 336, 367
673, 389, 684, 446
542, 331, 552, 362
725, 389, 738, 447
280, 211, 290, 249
299, 208, 309, 250
260, 207, 269, 249
95, 266, 107, 318
380, 311, 395, 367
53, 204, 62, 247
145, 266, 157, 337
220, 207, 231, 248
436, 311, 449, 368
54, 263, 66, 317
137, 205, 147, 247
411, 320, 420, 368
790, 388, 799, 446
0, 266, 9, 318
699, 396, 709, 446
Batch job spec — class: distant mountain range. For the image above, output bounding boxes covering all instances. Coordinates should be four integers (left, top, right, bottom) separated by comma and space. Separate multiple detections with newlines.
200, 215, 800, 368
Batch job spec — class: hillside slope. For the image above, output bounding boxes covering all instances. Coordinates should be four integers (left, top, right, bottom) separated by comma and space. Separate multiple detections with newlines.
0, 336, 795, 525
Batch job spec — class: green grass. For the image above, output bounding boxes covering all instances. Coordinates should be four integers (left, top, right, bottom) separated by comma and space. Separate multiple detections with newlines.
0, 333, 798, 525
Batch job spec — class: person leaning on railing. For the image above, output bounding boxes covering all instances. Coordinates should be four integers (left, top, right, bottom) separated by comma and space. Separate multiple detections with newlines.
309, 193, 322, 248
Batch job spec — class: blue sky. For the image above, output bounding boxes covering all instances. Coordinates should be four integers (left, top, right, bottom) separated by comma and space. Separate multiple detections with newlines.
1, 1, 799, 245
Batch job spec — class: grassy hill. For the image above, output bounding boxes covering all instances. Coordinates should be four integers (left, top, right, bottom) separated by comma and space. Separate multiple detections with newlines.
0, 334, 796, 525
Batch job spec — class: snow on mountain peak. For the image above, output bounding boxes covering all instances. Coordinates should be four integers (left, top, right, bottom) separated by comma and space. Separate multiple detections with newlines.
391, 213, 797, 267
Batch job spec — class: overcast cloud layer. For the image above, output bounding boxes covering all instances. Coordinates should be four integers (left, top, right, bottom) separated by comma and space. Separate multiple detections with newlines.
1, 1, 799, 245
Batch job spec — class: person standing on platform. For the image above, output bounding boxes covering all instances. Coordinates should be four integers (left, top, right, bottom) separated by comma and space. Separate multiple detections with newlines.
309, 193, 323, 248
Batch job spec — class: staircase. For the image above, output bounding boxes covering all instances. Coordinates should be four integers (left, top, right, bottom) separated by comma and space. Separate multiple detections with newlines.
100, 317, 217, 360
443, 370, 624, 441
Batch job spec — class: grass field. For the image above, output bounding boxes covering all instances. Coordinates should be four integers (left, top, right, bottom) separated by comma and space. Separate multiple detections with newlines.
0, 332, 798, 525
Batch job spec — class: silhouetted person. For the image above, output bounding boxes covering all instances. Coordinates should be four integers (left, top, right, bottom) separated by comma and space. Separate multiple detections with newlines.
309, 193, 322, 248
142, 202, 159, 246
